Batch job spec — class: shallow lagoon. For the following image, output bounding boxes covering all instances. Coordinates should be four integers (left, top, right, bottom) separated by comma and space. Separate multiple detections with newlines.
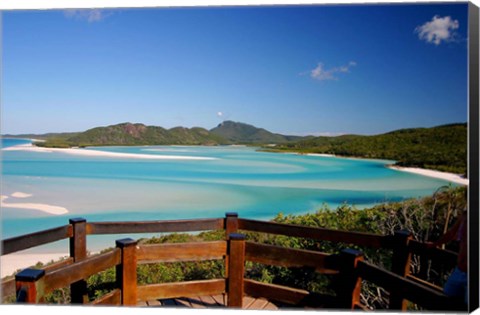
1, 139, 455, 252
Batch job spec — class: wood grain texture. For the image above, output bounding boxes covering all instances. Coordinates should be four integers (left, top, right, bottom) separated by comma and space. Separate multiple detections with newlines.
90, 289, 121, 306
137, 241, 226, 263
2, 225, 73, 255
43, 249, 121, 295
238, 219, 384, 248
137, 279, 226, 302
87, 218, 224, 235
245, 241, 336, 273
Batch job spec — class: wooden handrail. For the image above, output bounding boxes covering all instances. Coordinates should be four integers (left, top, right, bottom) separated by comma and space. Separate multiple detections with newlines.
357, 260, 464, 311
408, 239, 458, 265
238, 218, 385, 248
137, 279, 226, 302
1, 225, 73, 255
137, 241, 227, 264
43, 249, 121, 295
89, 289, 121, 306
244, 279, 310, 305
245, 241, 337, 274
86, 218, 224, 235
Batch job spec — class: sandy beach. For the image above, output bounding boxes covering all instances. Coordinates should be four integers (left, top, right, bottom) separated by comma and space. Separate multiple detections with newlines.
3, 143, 217, 160
1, 253, 69, 278
305, 153, 336, 157
389, 166, 468, 185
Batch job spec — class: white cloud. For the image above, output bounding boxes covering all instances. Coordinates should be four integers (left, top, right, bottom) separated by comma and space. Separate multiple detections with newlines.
217, 111, 223, 117
64, 9, 109, 23
415, 15, 459, 45
309, 61, 356, 81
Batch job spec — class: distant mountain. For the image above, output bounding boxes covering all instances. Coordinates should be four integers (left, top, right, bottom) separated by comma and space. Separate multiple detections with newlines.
35, 123, 228, 147
210, 120, 306, 144
26, 121, 309, 147
272, 123, 467, 175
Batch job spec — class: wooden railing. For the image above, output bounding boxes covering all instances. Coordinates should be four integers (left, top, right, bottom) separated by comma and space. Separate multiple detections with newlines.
1, 213, 464, 311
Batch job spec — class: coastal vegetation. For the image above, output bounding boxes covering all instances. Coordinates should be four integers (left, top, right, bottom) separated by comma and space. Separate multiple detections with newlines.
4, 185, 465, 310
267, 123, 467, 175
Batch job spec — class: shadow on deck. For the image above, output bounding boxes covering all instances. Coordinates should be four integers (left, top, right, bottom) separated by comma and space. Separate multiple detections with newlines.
141, 293, 337, 310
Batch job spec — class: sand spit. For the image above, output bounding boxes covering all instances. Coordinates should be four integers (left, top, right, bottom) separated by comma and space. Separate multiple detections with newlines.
1, 192, 68, 215
1, 199, 69, 215
389, 166, 468, 185
3, 144, 217, 160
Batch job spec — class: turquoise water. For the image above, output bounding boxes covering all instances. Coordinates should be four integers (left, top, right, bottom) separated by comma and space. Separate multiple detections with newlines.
1, 138, 455, 252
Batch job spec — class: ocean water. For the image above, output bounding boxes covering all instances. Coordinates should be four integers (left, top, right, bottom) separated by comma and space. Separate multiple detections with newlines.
1, 138, 456, 252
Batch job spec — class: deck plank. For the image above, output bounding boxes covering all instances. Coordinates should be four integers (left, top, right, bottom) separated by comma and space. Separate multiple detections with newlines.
146, 300, 161, 306
199, 295, 221, 307
173, 297, 192, 307
263, 301, 279, 310
137, 300, 148, 307
186, 297, 207, 308
247, 297, 270, 310
242, 296, 256, 308
151, 295, 284, 310
211, 294, 226, 306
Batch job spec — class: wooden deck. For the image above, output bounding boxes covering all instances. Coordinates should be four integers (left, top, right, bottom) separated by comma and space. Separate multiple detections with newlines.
139, 294, 280, 310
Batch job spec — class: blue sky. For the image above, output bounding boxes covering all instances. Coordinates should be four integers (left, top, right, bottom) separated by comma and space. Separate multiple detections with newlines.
1, 2, 469, 135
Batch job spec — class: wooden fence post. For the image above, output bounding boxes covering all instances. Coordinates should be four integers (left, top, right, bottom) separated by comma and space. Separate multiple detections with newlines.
335, 248, 364, 309
116, 238, 138, 306
15, 268, 45, 303
227, 233, 245, 308
69, 217, 88, 304
225, 212, 239, 237
225, 212, 239, 278
390, 230, 413, 310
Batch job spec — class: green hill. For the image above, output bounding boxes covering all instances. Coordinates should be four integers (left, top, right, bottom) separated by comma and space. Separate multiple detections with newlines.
271, 123, 467, 175
22, 121, 467, 175
36, 123, 229, 147
210, 120, 305, 144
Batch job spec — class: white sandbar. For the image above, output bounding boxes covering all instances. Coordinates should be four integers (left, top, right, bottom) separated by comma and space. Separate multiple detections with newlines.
3, 144, 216, 160
0, 200, 68, 215
389, 166, 468, 185
11, 192, 33, 198
1, 253, 68, 278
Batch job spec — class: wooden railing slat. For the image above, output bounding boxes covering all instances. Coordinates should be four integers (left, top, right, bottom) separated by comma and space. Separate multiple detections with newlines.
245, 242, 336, 273
44, 249, 121, 294
90, 289, 121, 306
357, 260, 460, 311
137, 279, 226, 301
1, 225, 73, 255
406, 275, 444, 292
238, 219, 384, 248
137, 241, 226, 263
408, 240, 458, 265
244, 279, 310, 305
86, 218, 224, 235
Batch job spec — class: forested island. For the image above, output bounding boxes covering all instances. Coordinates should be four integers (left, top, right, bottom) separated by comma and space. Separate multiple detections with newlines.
4, 121, 467, 175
